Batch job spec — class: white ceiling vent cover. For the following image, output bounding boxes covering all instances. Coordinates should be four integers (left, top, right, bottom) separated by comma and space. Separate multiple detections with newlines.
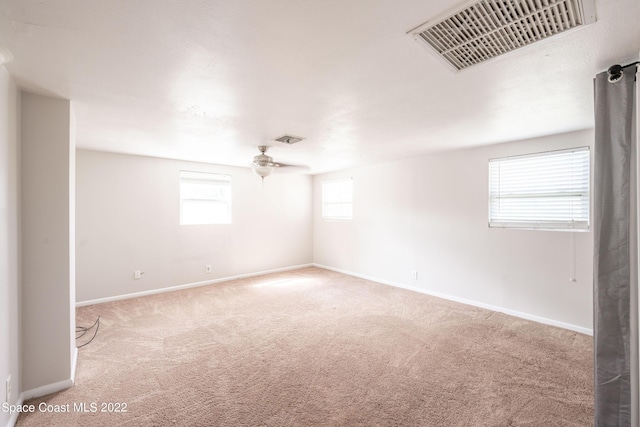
408, 0, 596, 71
274, 135, 304, 145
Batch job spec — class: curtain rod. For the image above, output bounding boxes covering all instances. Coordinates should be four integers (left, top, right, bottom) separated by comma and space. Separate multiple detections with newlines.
607, 61, 639, 83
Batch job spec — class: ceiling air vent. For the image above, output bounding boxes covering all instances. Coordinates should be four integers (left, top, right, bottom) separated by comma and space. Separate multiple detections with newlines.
408, 0, 596, 71
274, 135, 304, 145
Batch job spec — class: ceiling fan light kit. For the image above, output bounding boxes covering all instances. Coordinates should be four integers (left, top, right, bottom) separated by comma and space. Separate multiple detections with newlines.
251, 145, 280, 183
252, 165, 276, 178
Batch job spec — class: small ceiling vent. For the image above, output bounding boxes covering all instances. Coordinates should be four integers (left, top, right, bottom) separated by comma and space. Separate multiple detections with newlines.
408, 0, 596, 71
274, 135, 304, 145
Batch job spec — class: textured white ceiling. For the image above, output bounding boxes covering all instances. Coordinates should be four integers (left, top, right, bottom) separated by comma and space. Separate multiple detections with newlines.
0, 0, 638, 174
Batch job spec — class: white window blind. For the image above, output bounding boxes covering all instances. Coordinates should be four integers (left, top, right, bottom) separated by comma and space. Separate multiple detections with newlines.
180, 171, 231, 225
489, 147, 590, 231
322, 178, 353, 220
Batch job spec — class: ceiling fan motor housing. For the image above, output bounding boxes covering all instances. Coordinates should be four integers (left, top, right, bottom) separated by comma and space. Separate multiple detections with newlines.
253, 153, 275, 167
253, 146, 279, 167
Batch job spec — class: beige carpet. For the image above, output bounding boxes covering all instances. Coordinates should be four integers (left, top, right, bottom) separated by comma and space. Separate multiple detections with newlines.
17, 267, 593, 426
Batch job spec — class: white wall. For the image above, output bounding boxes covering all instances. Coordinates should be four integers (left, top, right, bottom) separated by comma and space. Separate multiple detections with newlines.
314, 130, 594, 332
21, 92, 75, 391
76, 150, 313, 303
0, 65, 19, 427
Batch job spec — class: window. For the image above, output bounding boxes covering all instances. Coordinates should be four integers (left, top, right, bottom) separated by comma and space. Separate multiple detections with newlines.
180, 171, 231, 225
322, 178, 353, 220
488, 147, 590, 231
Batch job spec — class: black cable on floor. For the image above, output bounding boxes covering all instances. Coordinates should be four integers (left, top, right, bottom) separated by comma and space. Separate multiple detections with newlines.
76, 316, 100, 348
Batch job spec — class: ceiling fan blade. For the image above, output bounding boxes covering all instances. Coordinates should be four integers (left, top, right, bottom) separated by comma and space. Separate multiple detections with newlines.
250, 146, 309, 174
273, 163, 311, 173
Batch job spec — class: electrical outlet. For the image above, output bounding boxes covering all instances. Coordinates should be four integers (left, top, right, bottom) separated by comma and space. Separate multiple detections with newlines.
134, 270, 144, 280
411, 271, 418, 280
205, 265, 212, 274
6, 375, 11, 403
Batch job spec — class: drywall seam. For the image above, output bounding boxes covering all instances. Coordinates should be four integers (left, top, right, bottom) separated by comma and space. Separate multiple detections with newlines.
314, 263, 593, 336
76, 263, 314, 307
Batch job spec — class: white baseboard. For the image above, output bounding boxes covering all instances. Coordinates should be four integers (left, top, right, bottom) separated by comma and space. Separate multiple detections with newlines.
7, 377, 75, 427
313, 263, 593, 336
21, 377, 75, 402
4, 347, 78, 427
76, 264, 314, 307
6, 393, 23, 427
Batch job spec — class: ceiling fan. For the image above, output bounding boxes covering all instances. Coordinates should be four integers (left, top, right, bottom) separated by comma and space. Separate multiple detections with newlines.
251, 145, 307, 183
251, 145, 280, 179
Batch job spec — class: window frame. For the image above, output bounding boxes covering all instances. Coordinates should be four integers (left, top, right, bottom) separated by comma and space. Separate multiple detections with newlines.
179, 171, 232, 225
488, 146, 590, 232
322, 177, 353, 221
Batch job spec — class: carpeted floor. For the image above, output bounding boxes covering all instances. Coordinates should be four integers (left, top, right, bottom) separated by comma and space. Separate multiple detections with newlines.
16, 267, 593, 426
